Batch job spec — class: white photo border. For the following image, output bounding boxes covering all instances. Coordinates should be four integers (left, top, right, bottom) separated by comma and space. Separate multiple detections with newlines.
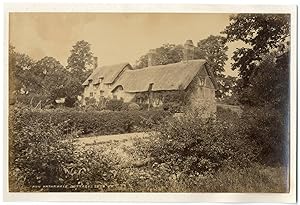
3, 3, 297, 203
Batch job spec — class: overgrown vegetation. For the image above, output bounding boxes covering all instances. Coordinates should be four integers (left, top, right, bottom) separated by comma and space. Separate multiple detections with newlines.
13, 106, 171, 137
9, 105, 288, 192
9, 107, 120, 192
9, 13, 290, 193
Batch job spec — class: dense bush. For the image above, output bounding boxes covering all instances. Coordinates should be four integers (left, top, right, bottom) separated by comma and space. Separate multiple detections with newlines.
127, 102, 140, 111
106, 99, 124, 111
216, 105, 240, 122
16, 94, 52, 108
145, 105, 288, 179
14, 108, 171, 137
238, 106, 288, 165
9, 107, 120, 192
162, 102, 182, 113
146, 110, 260, 176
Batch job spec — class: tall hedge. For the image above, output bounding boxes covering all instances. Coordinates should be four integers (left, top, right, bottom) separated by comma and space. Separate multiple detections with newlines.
13, 108, 171, 137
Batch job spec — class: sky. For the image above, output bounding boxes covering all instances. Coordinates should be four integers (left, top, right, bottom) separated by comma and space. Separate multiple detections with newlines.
9, 13, 242, 76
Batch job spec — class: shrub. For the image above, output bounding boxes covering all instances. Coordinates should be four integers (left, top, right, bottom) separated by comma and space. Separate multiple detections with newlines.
9, 107, 120, 192
85, 97, 96, 106
64, 96, 77, 107
162, 102, 182, 113
10, 109, 74, 190
148, 110, 259, 176
216, 105, 240, 122
16, 94, 52, 108
106, 99, 124, 111
13, 108, 171, 137
127, 102, 140, 111
238, 106, 288, 165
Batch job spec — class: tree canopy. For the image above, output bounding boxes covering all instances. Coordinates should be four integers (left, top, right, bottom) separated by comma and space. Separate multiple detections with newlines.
9, 43, 94, 107
66, 40, 94, 82
195, 35, 229, 98
134, 44, 184, 69
195, 35, 228, 77
134, 36, 230, 99
222, 14, 290, 109
222, 14, 290, 87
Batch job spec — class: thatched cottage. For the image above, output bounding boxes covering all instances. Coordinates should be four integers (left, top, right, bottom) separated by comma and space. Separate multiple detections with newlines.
82, 40, 218, 112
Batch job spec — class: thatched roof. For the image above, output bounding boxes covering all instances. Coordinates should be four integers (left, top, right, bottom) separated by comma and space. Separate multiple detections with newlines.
114, 59, 214, 93
82, 63, 130, 86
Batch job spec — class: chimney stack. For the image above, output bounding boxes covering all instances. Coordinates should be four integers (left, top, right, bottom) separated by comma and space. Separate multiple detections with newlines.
183, 40, 195, 62
148, 49, 155, 67
93, 57, 98, 70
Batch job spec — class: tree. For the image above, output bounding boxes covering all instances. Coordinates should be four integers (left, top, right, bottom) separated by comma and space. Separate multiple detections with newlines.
195, 35, 229, 98
134, 44, 184, 69
195, 35, 228, 77
222, 13, 291, 110
237, 51, 289, 110
222, 14, 290, 87
9, 45, 36, 94
66, 40, 94, 82
9, 45, 18, 104
32, 56, 85, 106
30, 57, 69, 102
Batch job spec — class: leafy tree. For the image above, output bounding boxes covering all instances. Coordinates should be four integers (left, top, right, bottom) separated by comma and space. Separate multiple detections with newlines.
9, 45, 18, 104
32, 56, 86, 106
30, 57, 68, 102
66, 40, 94, 82
217, 76, 239, 104
195, 35, 228, 77
63, 76, 85, 107
195, 35, 229, 98
9, 45, 36, 94
237, 51, 289, 110
9, 44, 89, 107
222, 14, 290, 87
134, 44, 184, 69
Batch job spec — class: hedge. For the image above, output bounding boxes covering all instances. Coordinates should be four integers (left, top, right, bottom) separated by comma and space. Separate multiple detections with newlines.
13, 108, 171, 137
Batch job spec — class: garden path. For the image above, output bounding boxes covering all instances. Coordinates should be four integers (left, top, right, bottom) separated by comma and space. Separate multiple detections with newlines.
75, 132, 151, 146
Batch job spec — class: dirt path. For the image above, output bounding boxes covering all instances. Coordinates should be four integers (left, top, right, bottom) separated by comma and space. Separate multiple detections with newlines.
75, 132, 151, 146
73, 132, 154, 167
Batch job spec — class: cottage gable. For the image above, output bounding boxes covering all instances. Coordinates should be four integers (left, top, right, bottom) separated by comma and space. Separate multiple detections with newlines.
83, 62, 131, 86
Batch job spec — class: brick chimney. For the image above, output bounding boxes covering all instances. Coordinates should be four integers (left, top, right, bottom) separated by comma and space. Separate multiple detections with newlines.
148, 49, 155, 67
183, 40, 195, 62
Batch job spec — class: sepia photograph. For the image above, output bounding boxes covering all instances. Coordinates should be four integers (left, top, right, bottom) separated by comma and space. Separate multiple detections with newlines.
4, 3, 297, 203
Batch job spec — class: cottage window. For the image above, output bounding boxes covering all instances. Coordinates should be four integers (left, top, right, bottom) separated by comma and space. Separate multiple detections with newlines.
100, 90, 104, 96
199, 77, 205, 86
90, 92, 93, 97
113, 95, 117, 99
155, 98, 160, 105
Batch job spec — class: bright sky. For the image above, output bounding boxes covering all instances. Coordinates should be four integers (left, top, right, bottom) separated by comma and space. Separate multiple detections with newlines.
9, 13, 241, 76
